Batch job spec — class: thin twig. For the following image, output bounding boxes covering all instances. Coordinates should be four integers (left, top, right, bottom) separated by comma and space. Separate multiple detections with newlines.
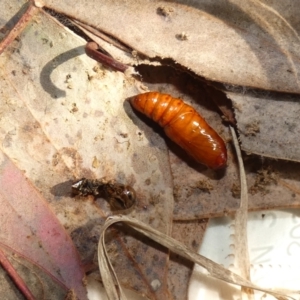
85, 42, 128, 73
0, 2, 40, 55
71, 19, 131, 52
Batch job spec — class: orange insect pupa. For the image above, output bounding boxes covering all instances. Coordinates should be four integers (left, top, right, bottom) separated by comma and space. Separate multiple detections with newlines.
129, 92, 227, 169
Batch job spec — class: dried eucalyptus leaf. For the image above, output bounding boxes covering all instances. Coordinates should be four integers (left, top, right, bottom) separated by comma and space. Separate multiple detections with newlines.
45, 0, 300, 93
0, 2, 174, 298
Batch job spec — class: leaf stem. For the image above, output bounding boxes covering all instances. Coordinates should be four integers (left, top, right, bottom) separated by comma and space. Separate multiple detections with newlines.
0, 248, 36, 300
0, 2, 39, 56
85, 42, 128, 72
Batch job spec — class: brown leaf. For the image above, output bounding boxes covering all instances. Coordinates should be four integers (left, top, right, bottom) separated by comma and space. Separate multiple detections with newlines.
228, 90, 300, 163
173, 154, 300, 219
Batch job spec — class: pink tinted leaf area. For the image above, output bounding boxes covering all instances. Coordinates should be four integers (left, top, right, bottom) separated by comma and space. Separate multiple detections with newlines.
0, 155, 87, 299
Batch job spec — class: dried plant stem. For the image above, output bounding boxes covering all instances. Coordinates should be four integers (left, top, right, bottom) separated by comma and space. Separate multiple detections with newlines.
98, 215, 295, 300
71, 19, 130, 52
85, 42, 128, 73
230, 125, 253, 299
0, 2, 39, 55
0, 248, 35, 300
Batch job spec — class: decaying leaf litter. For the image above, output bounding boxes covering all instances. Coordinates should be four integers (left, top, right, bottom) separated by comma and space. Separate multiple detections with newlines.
1, 2, 173, 299
1, 0, 300, 299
